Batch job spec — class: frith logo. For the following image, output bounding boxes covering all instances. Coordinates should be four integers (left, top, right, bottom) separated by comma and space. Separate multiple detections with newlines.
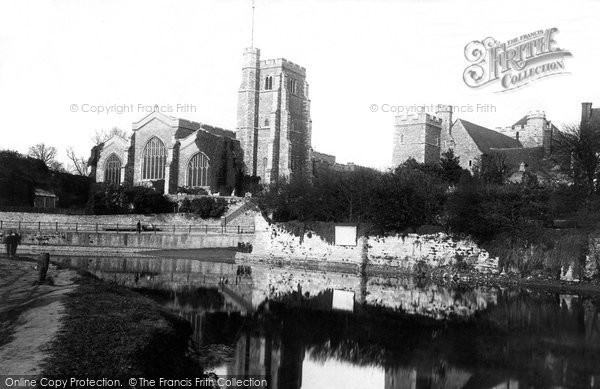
463, 28, 572, 92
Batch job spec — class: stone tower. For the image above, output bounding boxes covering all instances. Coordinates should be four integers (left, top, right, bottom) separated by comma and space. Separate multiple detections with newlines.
236, 47, 312, 184
436, 104, 454, 151
392, 113, 442, 165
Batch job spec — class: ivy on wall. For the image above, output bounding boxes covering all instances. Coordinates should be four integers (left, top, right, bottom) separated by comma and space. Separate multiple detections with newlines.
193, 131, 244, 195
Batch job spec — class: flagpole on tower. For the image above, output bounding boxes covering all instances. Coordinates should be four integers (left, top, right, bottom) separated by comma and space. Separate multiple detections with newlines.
251, 0, 255, 48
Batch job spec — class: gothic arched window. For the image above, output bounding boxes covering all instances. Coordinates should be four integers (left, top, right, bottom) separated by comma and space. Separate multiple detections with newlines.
104, 153, 122, 185
142, 137, 166, 180
187, 152, 210, 187
264, 76, 273, 90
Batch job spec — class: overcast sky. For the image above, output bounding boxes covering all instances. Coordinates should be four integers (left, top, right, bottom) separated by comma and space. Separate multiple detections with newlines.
1, 0, 599, 170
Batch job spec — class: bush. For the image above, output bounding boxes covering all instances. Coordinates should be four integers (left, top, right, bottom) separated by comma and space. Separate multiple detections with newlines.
86, 183, 174, 214
179, 197, 227, 218
446, 180, 551, 243
176, 187, 209, 196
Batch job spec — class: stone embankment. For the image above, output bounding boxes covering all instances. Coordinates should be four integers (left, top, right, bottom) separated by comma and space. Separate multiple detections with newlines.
237, 213, 499, 274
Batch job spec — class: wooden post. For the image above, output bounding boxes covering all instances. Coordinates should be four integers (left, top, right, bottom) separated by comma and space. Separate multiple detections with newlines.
38, 221, 41, 231
96, 223, 98, 233
189, 225, 191, 233
18, 221, 21, 232
205, 225, 208, 234
237, 225, 240, 234
117, 224, 119, 234
75, 223, 78, 233
55, 222, 58, 231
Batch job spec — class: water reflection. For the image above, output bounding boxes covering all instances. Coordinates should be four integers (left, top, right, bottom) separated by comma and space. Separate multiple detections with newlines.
53, 256, 600, 388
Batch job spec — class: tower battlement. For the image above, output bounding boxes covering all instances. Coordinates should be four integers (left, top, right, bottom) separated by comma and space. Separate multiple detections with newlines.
394, 113, 442, 126
259, 58, 306, 75
527, 110, 546, 119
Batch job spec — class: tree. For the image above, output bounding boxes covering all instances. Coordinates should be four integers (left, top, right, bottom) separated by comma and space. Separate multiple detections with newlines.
92, 127, 130, 145
554, 122, 600, 194
66, 147, 89, 176
439, 149, 464, 184
28, 143, 58, 169
473, 152, 510, 185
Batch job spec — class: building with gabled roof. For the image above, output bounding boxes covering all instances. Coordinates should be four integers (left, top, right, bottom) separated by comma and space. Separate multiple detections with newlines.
392, 104, 561, 181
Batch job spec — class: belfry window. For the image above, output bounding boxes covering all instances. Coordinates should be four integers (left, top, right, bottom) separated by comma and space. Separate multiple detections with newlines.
264, 76, 273, 90
104, 154, 122, 185
187, 152, 210, 187
142, 137, 166, 180
290, 79, 298, 94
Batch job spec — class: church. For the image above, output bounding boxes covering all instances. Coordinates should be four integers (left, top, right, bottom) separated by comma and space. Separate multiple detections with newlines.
89, 47, 314, 195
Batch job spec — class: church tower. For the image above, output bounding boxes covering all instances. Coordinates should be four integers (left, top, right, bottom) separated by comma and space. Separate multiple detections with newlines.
236, 48, 312, 184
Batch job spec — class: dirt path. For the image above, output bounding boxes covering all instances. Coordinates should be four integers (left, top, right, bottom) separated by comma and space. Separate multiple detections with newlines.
0, 256, 77, 375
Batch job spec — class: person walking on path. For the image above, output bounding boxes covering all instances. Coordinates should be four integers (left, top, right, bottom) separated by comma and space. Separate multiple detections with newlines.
4, 231, 15, 259
11, 232, 21, 257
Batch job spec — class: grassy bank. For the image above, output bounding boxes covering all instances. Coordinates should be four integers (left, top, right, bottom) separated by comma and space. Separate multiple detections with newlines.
482, 228, 592, 278
42, 273, 200, 377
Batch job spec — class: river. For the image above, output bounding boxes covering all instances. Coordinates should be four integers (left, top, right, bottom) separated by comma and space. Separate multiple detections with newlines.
53, 255, 600, 389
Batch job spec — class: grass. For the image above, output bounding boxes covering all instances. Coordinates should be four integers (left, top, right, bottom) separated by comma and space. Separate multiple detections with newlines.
483, 228, 591, 277
42, 274, 201, 377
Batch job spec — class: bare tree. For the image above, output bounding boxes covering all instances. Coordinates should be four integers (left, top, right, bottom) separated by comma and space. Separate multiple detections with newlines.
92, 127, 130, 145
66, 147, 89, 176
554, 121, 600, 193
28, 143, 58, 168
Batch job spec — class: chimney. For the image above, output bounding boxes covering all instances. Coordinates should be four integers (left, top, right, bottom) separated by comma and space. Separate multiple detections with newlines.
582, 102, 593, 124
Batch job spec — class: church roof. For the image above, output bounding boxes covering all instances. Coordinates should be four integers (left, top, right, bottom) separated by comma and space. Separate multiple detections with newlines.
457, 119, 522, 153
133, 111, 236, 140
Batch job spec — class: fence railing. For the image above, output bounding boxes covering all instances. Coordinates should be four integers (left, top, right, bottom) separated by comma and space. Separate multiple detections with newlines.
0, 220, 255, 235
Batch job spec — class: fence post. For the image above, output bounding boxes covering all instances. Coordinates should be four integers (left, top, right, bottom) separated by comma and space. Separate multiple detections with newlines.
189, 225, 191, 233
237, 225, 240, 234
38, 221, 41, 231
0, 220, 2, 229
55, 222, 58, 231
205, 225, 208, 234
117, 224, 119, 234
75, 223, 78, 233
95, 223, 98, 233
173, 225, 175, 234
18, 221, 21, 232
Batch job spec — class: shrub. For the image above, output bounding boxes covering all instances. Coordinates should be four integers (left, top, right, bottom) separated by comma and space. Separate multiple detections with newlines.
179, 197, 227, 218
86, 183, 174, 214
176, 187, 209, 196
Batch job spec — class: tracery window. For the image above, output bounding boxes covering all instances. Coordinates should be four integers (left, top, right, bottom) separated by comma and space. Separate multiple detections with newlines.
142, 137, 166, 180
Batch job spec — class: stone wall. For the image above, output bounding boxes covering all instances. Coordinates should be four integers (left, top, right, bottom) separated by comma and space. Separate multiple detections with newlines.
248, 215, 363, 264
243, 214, 497, 272
12, 230, 245, 249
0, 211, 224, 228
449, 120, 482, 170
367, 234, 489, 268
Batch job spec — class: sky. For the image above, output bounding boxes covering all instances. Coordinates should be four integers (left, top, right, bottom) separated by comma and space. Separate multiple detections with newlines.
1, 0, 599, 170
